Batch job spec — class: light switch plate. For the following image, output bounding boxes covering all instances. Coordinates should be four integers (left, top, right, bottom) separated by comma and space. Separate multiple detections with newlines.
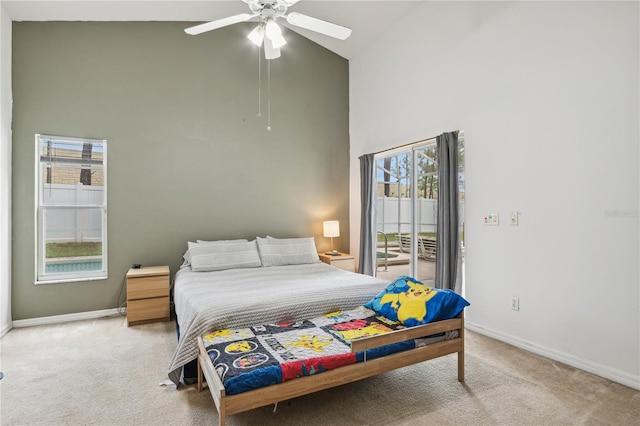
510, 211, 519, 225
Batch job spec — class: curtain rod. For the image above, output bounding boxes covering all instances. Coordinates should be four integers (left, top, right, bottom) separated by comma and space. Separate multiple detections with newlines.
372, 130, 461, 156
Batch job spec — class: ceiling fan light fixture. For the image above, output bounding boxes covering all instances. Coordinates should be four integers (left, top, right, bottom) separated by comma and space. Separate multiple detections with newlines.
264, 37, 281, 60
269, 33, 287, 49
248, 25, 265, 46
265, 20, 287, 49
186, 0, 352, 60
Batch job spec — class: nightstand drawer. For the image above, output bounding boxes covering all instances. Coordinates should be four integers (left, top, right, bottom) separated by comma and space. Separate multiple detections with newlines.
126, 265, 170, 326
127, 297, 170, 325
127, 276, 169, 300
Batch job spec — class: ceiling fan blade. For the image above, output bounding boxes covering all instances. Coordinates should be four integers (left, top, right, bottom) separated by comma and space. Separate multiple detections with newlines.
185, 13, 255, 35
264, 37, 281, 60
279, 0, 301, 6
286, 12, 352, 40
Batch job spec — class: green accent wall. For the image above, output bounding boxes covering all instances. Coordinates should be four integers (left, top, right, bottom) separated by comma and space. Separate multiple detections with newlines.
11, 22, 350, 320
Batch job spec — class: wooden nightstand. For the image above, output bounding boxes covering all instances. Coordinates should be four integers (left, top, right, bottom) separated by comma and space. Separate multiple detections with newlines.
126, 265, 170, 326
318, 252, 355, 273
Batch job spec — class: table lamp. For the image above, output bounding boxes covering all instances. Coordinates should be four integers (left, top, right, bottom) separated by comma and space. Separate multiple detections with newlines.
323, 220, 340, 256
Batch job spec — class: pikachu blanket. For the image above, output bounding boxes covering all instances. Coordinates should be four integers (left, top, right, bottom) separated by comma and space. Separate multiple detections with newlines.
201, 306, 413, 395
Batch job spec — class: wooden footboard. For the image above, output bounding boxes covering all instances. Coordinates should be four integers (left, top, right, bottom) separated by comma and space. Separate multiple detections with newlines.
197, 315, 465, 426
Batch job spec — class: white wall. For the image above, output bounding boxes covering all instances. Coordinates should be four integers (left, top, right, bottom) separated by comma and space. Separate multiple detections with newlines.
349, 1, 639, 388
0, 3, 12, 337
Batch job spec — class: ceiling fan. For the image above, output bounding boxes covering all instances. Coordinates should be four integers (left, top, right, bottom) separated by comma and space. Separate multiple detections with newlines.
184, 0, 352, 60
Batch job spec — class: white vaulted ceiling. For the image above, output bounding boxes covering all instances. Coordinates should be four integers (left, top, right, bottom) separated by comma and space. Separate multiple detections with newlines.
1, 0, 423, 59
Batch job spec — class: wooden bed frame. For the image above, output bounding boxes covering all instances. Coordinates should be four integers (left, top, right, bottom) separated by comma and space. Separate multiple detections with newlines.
197, 314, 465, 426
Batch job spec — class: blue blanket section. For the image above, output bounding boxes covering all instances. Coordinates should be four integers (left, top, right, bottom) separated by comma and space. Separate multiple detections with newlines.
354, 340, 416, 363
225, 365, 283, 395
211, 338, 417, 395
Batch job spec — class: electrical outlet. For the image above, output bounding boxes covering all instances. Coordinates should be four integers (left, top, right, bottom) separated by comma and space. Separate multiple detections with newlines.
511, 296, 520, 311
483, 213, 499, 225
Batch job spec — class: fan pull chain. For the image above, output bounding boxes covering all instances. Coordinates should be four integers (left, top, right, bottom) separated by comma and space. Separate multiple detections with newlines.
257, 44, 262, 117
267, 59, 272, 131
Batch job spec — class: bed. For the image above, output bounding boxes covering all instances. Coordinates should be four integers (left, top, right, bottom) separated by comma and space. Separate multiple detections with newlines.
168, 237, 469, 425
168, 237, 393, 385
196, 306, 465, 426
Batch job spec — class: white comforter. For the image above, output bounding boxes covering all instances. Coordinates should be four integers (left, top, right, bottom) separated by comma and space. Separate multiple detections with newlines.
167, 262, 389, 385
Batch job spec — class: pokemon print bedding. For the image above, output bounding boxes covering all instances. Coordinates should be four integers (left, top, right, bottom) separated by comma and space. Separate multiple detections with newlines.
201, 306, 443, 395
200, 276, 469, 396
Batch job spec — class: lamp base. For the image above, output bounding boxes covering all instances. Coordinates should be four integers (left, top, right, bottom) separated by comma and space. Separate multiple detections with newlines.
324, 250, 340, 256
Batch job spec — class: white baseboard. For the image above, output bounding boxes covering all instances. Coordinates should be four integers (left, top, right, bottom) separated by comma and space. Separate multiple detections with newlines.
12, 308, 125, 328
465, 321, 640, 391
1, 322, 12, 338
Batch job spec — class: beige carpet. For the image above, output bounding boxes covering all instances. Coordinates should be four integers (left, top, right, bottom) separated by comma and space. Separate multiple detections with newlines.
1, 314, 638, 425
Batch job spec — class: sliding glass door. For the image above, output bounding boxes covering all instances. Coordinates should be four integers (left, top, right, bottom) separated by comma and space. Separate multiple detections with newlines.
375, 150, 412, 278
374, 140, 464, 283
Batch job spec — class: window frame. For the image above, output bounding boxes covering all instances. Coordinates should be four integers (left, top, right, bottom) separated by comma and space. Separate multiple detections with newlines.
35, 134, 108, 284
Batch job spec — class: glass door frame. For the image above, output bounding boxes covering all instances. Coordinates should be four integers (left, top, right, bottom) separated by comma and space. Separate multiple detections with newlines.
375, 140, 436, 279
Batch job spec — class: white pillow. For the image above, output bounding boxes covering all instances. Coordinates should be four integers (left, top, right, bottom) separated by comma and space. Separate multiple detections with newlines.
257, 236, 319, 267
196, 239, 248, 245
189, 240, 262, 272
182, 239, 249, 266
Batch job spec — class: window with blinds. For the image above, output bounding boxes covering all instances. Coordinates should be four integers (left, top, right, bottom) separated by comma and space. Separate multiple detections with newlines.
36, 134, 107, 284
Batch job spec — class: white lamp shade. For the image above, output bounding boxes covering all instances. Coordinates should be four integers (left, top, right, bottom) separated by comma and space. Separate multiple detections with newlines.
265, 20, 287, 49
323, 220, 340, 238
247, 25, 265, 46
264, 37, 281, 60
